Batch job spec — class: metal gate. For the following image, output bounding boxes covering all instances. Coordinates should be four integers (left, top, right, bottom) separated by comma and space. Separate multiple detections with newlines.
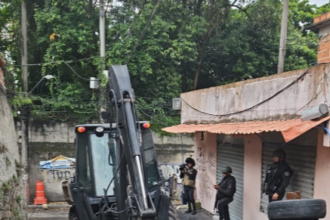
260, 143, 317, 214
217, 140, 244, 220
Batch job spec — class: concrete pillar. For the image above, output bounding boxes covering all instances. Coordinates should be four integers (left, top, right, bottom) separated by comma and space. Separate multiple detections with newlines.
194, 132, 217, 213
243, 135, 267, 220
313, 130, 330, 220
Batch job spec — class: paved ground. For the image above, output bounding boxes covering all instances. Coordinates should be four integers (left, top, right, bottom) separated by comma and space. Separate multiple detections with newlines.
27, 204, 215, 220
27, 207, 69, 220
177, 209, 214, 220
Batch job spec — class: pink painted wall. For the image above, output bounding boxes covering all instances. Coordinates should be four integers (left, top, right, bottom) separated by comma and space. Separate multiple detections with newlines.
194, 132, 217, 213
243, 135, 268, 220
314, 130, 330, 220
193, 131, 330, 219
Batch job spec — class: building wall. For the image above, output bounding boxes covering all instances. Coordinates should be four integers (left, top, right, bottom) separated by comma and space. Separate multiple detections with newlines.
313, 11, 330, 63
188, 129, 330, 219
180, 64, 329, 124
242, 130, 321, 220
193, 129, 320, 219
243, 135, 268, 220
318, 25, 330, 63
0, 89, 26, 218
314, 130, 330, 220
28, 120, 195, 202
194, 132, 217, 213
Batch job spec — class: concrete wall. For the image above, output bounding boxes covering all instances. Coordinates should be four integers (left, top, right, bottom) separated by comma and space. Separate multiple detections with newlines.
180, 64, 329, 124
0, 89, 26, 218
314, 130, 330, 220
28, 121, 195, 202
0, 91, 20, 189
29, 142, 75, 202
243, 135, 267, 220
194, 132, 217, 213
37, 168, 75, 200
0, 57, 5, 89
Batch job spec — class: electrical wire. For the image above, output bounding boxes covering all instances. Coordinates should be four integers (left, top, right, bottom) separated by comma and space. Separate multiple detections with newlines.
137, 107, 171, 127
7, 56, 98, 67
62, 61, 91, 81
180, 63, 327, 117
292, 64, 329, 115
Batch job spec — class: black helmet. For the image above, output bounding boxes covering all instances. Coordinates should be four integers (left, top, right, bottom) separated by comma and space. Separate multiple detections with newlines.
185, 157, 196, 167
273, 149, 286, 160
221, 166, 232, 174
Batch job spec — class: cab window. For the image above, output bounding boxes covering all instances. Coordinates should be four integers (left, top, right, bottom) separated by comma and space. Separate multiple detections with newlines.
90, 133, 116, 197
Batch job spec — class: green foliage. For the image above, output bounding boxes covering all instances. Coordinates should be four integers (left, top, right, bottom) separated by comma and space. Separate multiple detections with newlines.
289, 0, 318, 29
0, 0, 324, 133
136, 98, 180, 136
0, 175, 25, 219
15, 160, 23, 177
9, 94, 33, 117
16, 194, 22, 204
31, 95, 100, 122
5, 156, 11, 168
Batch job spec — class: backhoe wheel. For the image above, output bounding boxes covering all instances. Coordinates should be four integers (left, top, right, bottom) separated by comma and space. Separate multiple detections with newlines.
268, 199, 326, 220
69, 206, 78, 220
168, 202, 179, 220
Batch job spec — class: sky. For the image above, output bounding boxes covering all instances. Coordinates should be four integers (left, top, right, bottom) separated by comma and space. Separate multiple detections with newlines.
309, 0, 329, 6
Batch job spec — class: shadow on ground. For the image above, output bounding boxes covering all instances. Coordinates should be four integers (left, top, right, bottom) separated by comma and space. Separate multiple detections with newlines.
177, 208, 214, 220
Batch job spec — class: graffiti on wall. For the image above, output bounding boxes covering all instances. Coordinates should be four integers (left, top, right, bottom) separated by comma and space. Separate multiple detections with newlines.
159, 164, 182, 184
38, 169, 75, 184
47, 169, 74, 180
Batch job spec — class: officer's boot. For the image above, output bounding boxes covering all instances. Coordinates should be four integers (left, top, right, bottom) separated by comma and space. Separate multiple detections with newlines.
191, 199, 197, 215
185, 201, 192, 213
219, 213, 224, 220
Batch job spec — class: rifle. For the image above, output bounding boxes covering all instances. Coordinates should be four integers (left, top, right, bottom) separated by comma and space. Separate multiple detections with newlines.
261, 164, 270, 193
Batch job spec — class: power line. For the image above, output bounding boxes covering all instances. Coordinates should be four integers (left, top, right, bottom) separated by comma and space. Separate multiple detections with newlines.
62, 61, 91, 81
180, 63, 329, 117
137, 107, 172, 127
6, 56, 99, 67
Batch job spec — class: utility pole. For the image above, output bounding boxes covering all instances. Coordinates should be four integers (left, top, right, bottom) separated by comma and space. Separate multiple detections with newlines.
100, 0, 106, 68
22, 1, 28, 93
21, 0, 28, 168
99, 0, 107, 123
277, 0, 289, 74
21, 0, 30, 205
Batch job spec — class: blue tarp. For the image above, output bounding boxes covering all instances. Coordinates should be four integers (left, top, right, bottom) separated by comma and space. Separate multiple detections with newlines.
39, 155, 75, 169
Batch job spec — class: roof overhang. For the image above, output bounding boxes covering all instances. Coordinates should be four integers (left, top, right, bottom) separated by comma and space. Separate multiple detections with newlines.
162, 116, 330, 143
304, 18, 330, 32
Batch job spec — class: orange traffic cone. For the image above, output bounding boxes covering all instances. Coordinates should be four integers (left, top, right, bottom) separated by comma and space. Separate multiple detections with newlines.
34, 180, 47, 205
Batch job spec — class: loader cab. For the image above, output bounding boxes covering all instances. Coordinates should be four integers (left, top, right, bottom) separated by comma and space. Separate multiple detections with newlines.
73, 122, 161, 201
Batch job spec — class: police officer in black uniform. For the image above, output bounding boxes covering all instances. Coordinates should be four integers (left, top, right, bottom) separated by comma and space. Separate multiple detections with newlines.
180, 157, 198, 215
263, 148, 293, 203
214, 166, 236, 220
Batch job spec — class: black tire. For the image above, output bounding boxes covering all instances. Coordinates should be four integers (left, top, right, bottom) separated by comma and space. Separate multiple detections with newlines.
169, 202, 179, 220
268, 199, 326, 220
69, 206, 79, 220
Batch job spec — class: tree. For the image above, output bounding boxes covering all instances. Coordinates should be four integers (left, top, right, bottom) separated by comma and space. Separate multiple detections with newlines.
0, 0, 322, 130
